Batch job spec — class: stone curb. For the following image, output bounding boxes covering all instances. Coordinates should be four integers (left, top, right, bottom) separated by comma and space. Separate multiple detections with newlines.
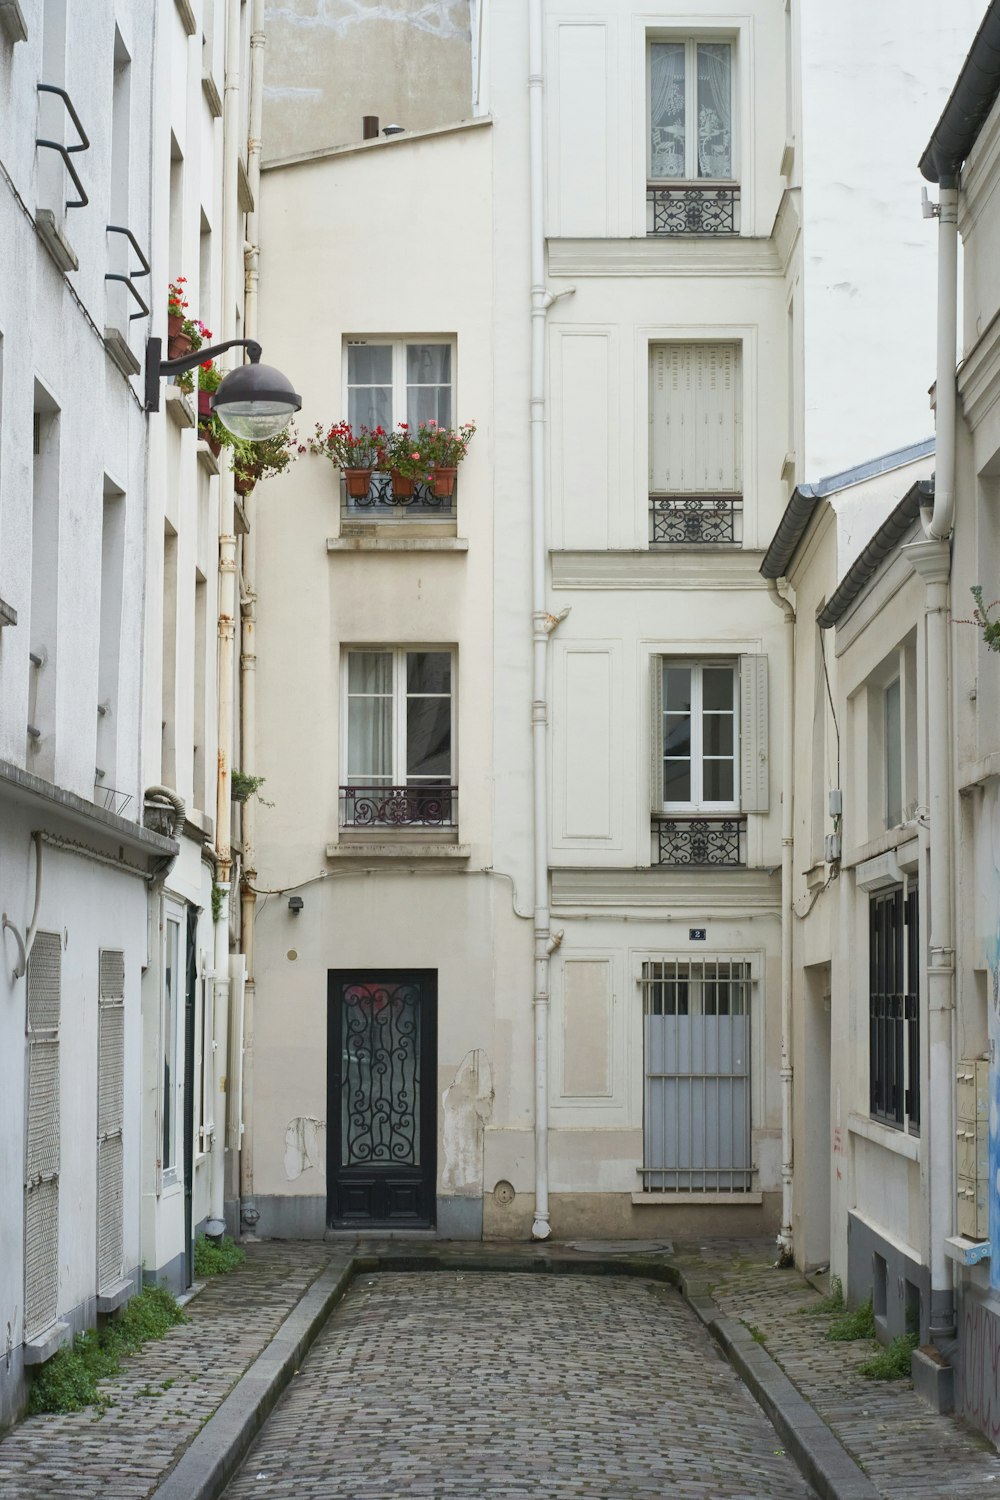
149, 1255, 354, 1500
148, 1245, 878, 1500
674, 1267, 880, 1500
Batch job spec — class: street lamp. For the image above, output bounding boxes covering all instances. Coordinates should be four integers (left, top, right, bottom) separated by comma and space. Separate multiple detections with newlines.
144, 336, 301, 438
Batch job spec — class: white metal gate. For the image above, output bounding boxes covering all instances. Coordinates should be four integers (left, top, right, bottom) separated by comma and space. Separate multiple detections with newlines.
641, 957, 752, 1191
97, 949, 125, 1291
24, 931, 61, 1339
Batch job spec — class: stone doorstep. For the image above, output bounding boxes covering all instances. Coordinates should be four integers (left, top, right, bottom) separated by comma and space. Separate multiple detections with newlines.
95, 1278, 133, 1315
150, 1243, 876, 1500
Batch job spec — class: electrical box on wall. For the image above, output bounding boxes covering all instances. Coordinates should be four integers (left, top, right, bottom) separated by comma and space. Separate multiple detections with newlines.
957, 1059, 989, 1241
829, 788, 843, 817
825, 832, 842, 863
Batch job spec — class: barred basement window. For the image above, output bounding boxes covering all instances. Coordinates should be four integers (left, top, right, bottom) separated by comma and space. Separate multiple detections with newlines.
641, 958, 752, 1191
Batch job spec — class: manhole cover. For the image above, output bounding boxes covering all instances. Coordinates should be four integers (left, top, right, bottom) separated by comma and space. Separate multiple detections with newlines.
565, 1240, 673, 1255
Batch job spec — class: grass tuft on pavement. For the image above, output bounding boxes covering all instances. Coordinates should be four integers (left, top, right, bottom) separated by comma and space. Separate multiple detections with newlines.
826, 1293, 876, 1342
193, 1234, 246, 1277
858, 1332, 918, 1380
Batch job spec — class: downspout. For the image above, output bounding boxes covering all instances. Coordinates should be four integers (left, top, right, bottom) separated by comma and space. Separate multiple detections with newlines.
528, 0, 551, 1241
768, 579, 795, 1263
210, 0, 244, 1234
238, 0, 265, 1236
903, 169, 958, 1342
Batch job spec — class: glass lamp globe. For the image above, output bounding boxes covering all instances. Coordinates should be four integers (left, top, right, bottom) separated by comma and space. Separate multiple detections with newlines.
212, 360, 302, 441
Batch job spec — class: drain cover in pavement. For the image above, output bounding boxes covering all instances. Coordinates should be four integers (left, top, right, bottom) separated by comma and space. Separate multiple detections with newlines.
565, 1240, 673, 1255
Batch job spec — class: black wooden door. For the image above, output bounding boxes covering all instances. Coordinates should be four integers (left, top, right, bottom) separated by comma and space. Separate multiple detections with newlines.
327, 970, 437, 1227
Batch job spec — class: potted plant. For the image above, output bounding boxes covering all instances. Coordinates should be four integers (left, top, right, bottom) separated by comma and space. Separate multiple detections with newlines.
197, 361, 228, 457
386, 423, 428, 498
230, 427, 301, 497
411, 419, 476, 497
307, 420, 387, 497
230, 771, 273, 805
166, 280, 206, 361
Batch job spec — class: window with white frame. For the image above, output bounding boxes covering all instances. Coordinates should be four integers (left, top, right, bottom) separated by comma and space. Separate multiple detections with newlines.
648, 39, 735, 182
649, 342, 742, 544
646, 38, 738, 236
346, 340, 453, 431
342, 649, 456, 827
658, 662, 739, 810
650, 655, 767, 866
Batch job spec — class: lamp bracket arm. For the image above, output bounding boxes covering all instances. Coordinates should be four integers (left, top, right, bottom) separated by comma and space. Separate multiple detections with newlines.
160, 337, 262, 377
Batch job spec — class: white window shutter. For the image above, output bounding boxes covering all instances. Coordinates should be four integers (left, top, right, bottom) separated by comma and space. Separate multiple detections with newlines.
24, 930, 61, 1339
650, 655, 664, 816
98, 948, 125, 1292
739, 655, 769, 812
650, 343, 741, 495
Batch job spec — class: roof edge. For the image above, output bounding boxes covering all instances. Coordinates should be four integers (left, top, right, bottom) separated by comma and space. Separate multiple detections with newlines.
920, 1, 1000, 182
817, 481, 934, 629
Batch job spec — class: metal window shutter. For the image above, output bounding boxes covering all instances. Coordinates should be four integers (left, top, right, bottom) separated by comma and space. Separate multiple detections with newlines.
24, 1180, 59, 1338
739, 654, 769, 812
649, 655, 664, 816
24, 931, 61, 1340
98, 949, 125, 1291
649, 343, 741, 494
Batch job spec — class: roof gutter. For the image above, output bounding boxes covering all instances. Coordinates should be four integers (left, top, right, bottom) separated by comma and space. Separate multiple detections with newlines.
919, 2, 1000, 185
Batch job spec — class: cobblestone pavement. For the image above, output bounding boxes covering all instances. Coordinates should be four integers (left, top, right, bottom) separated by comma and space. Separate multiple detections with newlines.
0, 1242, 333, 1500
680, 1239, 1000, 1499
223, 1270, 816, 1500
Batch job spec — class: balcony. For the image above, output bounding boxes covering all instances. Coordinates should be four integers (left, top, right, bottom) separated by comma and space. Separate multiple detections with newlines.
340, 783, 457, 829
341, 472, 455, 524
654, 816, 746, 867
646, 183, 740, 236
650, 495, 742, 546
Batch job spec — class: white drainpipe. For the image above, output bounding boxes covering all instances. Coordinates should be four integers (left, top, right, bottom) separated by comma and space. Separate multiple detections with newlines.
238, 0, 266, 1235
768, 579, 795, 1261
902, 177, 958, 1339
210, 0, 244, 1233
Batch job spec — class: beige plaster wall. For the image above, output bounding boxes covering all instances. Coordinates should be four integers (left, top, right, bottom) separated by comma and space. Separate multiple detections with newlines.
263, 0, 473, 165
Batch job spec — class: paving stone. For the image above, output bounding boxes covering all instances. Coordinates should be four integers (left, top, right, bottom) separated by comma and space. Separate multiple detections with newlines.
0, 1242, 333, 1500
222, 1271, 816, 1500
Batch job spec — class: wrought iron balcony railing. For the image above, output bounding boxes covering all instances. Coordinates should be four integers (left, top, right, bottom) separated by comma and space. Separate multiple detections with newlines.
646, 182, 740, 236
650, 495, 742, 546
342, 472, 455, 518
340, 784, 457, 829
654, 815, 746, 867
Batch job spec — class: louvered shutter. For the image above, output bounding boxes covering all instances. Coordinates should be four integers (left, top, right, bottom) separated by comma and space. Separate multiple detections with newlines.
650, 655, 664, 815
97, 950, 125, 1291
24, 931, 61, 1339
649, 343, 741, 495
739, 655, 769, 812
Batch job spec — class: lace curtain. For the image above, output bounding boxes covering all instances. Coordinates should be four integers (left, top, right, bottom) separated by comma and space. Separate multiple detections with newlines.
649, 40, 732, 181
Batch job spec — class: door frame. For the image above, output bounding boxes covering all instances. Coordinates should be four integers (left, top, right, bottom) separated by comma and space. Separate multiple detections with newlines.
326, 968, 438, 1228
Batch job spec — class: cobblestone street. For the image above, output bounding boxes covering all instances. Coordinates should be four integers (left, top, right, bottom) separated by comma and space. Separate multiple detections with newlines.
222, 1270, 816, 1500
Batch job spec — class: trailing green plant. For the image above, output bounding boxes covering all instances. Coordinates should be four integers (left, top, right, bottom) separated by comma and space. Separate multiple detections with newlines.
957, 586, 1000, 653
797, 1275, 844, 1317
230, 428, 301, 492
27, 1285, 186, 1415
826, 1293, 876, 1342
193, 1234, 246, 1277
230, 771, 273, 806
858, 1331, 918, 1380
211, 882, 225, 922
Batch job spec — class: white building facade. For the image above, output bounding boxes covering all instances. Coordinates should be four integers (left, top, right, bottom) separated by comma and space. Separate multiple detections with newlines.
0, 0, 258, 1428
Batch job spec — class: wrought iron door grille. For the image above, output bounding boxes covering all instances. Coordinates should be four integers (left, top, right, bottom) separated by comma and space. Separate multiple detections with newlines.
869, 884, 919, 1131
341, 982, 420, 1167
646, 183, 740, 235
342, 472, 455, 518
641, 957, 752, 1191
340, 784, 457, 828
655, 815, 745, 866
650, 495, 742, 545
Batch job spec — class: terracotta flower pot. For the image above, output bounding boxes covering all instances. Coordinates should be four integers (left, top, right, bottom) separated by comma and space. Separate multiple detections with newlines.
234, 472, 256, 496
198, 390, 213, 419
390, 469, 415, 498
429, 466, 458, 498
168, 330, 194, 360
343, 468, 374, 498
167, 312, 184, 339
199, 424, 222, 458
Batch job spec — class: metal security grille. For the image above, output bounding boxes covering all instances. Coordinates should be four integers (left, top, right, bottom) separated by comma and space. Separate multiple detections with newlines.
869, 885, 919, 1131
97, 949, 125, 1290
641, 958, 752, 1191
24, 931, 61, 1338
341, 982, 421, 1168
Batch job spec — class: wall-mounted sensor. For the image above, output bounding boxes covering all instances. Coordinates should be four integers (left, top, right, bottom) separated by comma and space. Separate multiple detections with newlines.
288, 895, 304, 915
